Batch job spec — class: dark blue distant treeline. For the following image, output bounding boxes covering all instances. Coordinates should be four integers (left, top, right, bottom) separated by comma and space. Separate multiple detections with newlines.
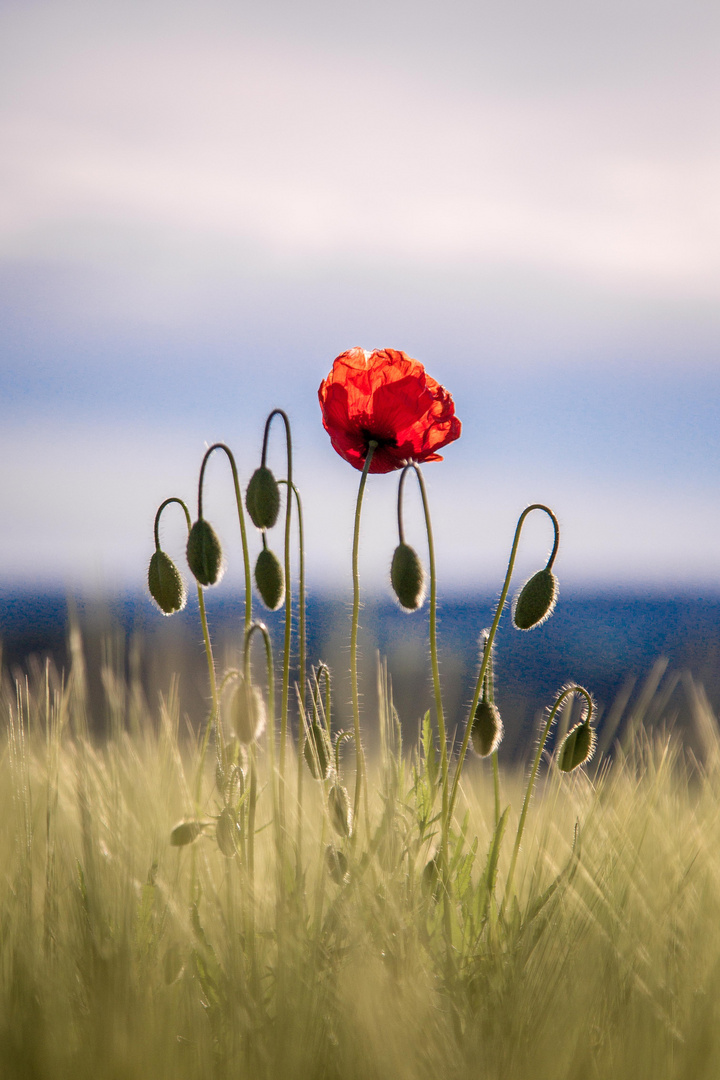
2, 587, 719, 754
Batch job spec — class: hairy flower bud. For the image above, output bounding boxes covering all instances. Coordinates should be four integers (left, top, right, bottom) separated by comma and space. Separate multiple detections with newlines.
229, 675, 266, 745
255, 547, 285, 610
557, 719, 596, 772
148, 549, 186, 615
170, 820, 203, 847
513, 568, 558, 630
325, 845, 349, 884
390, 542, 426, 611
304, 720, 331, 780
186, 518, 224, 587
470, 700, 504, 757
422, 854, 440, 899
246, 466, 281, 530
328, 783, 351, 837
216, 807, 241, 857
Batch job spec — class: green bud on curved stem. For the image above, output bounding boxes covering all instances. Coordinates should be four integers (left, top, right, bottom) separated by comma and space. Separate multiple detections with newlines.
148, 549, 186, 615
246, 465, 281, 530
513, 567, 558, 630
449, 503, 561, 823
254, 541, 285, 610
187, 517, 224, 587
557, 717, 597, 772
503, 684, 594, 907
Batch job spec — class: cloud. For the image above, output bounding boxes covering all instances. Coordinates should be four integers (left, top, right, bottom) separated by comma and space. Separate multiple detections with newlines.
1, 0, 719, 305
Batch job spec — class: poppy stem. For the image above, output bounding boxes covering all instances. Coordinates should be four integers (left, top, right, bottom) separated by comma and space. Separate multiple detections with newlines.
279, 478, 306, 879
350, 442, 377, 834
502, 685, 593, 908
196, 443, 253, 632
398, 462, 454, 957
260, 411, 293, 843
153, 496, 217, 801
398, 466, 449, 828
448, 503, 559, 822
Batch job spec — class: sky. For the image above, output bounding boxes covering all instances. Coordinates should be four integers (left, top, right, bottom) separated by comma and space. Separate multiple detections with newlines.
1, 0, 719, 594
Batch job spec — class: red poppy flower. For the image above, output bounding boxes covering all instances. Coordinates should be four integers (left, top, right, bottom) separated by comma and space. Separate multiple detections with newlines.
318, 348, 462, 474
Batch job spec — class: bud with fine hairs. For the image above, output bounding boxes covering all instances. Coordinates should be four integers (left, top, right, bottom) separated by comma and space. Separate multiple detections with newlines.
186, 517, 224, 587
229, 674, 267, 745
148, 549, 186, 615
557, 717, 597, 772
328, 783, 352, 837
255, 545, 285, 610
513, 567, 558, 630
471, 700, 504, 758
246, 465, 281, 530
216, 807, 241, 858
390, 542, 426, 611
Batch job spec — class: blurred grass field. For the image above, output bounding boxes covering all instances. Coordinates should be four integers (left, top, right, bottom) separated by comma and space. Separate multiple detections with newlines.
2, 627, 720, 1080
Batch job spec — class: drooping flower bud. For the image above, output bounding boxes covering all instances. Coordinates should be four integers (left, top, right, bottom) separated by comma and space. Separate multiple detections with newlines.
325, 845, 349, 884
422, 854, 440, 899
186, 518, 224, 587
254, 547, 285, 610
513, 568, 558, 630
148, 549, 187, 615
328, 783, 351, 837
170, 820, 203, 846
470, 700, 504, 757
304, 720, 331, 780
245, 466, 281, 530
216, 807, 241, 857
229, 675, 267, 745
390, 542, 426, 611
557, 719, 596, 772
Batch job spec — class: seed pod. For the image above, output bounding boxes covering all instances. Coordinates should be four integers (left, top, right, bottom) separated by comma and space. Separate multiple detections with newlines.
216, 807, 241, 857
328, 783, 351, 837
229, 676, 267, 745
325, 845, 349, 884
148, 549, 187, 615
557, 719, 597, 772
255, 547, 284, 610
513, 568, 558, 630
246, 466, 281, 530
470, 700, 504, 757
422, 854, 440, 899
304, 720, 331, 780
186, 518, 224, 587
390, 542, 426, 611
170, 820, 203, 847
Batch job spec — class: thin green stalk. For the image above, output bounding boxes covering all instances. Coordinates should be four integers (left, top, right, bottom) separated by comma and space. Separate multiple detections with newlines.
260, 411, 293, 832
196, 443, 252, 630
279, 479, 307, 876
398, 463, 452, 952
503, 684, 593, 907
350, 442, 377, 834
247, 745, 258, 991
449, 503, 559, 821
153, 497, 217, 799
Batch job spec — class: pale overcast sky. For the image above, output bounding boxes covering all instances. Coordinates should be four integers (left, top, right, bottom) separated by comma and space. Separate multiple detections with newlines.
1, 0, 718, 591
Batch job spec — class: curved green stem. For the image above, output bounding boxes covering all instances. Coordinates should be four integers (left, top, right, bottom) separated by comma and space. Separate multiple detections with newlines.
449, 503, 559, 821
398, 463, 452, 948
154, 497, 217, 796
334, 730, 355, 779
197, 443, 252, 631
350, 443, 377, 834
503, 685, 593, 906
260, 411, 293, 832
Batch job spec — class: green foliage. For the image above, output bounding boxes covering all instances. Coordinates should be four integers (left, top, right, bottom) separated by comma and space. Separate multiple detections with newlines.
2, 650, 719, 1080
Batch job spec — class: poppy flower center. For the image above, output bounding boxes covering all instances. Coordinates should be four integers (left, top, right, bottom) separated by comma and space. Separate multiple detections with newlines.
360, 428, 398, 456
